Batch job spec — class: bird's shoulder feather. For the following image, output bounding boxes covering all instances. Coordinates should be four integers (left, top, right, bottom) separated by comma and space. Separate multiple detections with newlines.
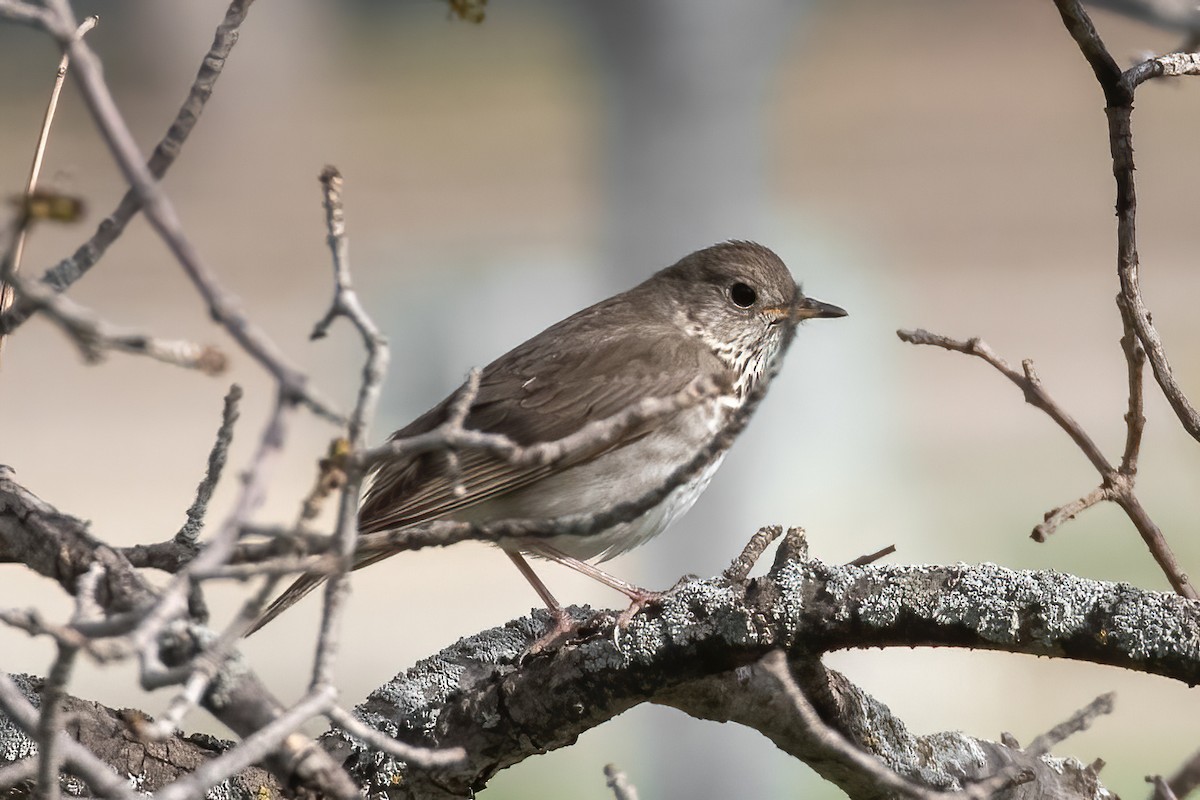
357, 304, 731, 535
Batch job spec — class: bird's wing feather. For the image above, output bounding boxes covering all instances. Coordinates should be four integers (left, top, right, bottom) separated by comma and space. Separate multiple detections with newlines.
248, 306, 732, 636
357, 322, 731, 536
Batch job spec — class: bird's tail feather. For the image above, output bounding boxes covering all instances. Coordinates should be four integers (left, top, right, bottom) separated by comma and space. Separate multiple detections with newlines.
244, 545, 397, 637
244, 573, 327, 637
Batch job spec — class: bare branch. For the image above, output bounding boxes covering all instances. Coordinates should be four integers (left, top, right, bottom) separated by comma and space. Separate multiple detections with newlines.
1160, 747, 1200, 800
0, 253, 227, 374
177, 384, 241, 548
898, 328, 1196, 599
761, 656, 1111, 799
153, 686, 346, 800
0, 1, 56, 29
1125, 51, 1200, 88
897, 330, 1111, 474
759, 650, 954, 800
848, 544, 897, 567
355, 371, 724, 474
1032, 486, 1107, 542
1148, 775, 1180, 800
1025, 692, 1114, 755
723, 524, 782, 581
0, 13, 96, 363
309, 167, 390, 689
0, 470, 361, 797
0, 0, 257, 336
0, 758, 37, 791
15, 0, 342, 422
1118, 295, 1147, 476
33, 644, 78, 800
323, 547, 1140, 798
325, 706, 465, 769
1052, 0, 1200, 445
351, 368, 759, 561
603, 763, 640, 800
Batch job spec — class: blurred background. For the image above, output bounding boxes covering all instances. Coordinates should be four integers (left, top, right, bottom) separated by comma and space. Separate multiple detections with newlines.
3, 1, 1200, 797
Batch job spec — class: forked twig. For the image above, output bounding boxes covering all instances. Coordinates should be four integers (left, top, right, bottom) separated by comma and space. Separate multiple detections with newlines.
898, 328, 1196, 599
1053, 0, 1200, 445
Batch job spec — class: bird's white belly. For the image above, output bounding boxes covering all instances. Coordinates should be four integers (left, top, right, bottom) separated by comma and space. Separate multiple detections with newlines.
471, 402, 731, 562
538, 449, 726, 562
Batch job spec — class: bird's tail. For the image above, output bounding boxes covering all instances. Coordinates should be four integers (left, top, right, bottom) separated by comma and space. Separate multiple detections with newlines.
244, 572, 327, 637
244, 545, 396, 637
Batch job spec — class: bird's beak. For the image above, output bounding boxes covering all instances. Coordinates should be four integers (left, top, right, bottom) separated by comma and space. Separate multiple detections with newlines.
794, 296, 848, 321
763, 296, 848, 323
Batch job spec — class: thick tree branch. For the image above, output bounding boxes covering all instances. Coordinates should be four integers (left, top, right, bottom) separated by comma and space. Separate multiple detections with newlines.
0, 540, 1153, 798
317, 546, 1186, 797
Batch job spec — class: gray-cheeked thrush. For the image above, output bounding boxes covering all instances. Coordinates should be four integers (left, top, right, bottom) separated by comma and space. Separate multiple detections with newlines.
249, 240, 845, 635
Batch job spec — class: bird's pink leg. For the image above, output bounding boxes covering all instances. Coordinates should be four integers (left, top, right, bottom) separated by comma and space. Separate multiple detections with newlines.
521, 543, 663, 627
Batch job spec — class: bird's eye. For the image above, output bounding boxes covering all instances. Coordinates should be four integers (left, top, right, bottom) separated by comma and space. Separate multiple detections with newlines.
729, 282, 757, 308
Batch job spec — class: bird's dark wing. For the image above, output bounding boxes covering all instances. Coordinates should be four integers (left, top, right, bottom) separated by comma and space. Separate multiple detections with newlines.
357, 319, 731, 535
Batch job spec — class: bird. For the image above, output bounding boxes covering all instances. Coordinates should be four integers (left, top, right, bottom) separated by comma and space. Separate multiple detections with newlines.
246, 240, 845, 636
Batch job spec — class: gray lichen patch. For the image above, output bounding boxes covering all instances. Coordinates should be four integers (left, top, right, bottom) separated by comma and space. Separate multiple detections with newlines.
1105, 583, 1200, 663
0, 673, 40, 762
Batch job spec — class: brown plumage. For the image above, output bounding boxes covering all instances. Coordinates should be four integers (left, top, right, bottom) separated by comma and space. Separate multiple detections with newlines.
247, 241, 845, 635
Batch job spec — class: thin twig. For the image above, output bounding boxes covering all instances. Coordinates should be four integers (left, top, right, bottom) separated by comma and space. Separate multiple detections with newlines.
1160, 747, 1200, 800
0, 759, 37, 791
437, 368, 481, 498
759, 651, 1033, 799
1031, 486, 1106, 542
1125, 52, 1200, 88
325, 706, 466, 768
356, 372, 724, 473
724, 524, 783, 581
134, 391, 294, 658
897, 331, 1111, 474
1024, 692, 1114, 755
0, 248, 227, 373
1118, 295, 1147, 476
898, 328, 1196, 599
34, 644, 78, 800
360, 370, 769, 554
0, 14, 96, 364
603, 763, 640, 800
191, 555, 334, 581
848, 544, 897, 567
0, 0, 257, 336
1148, 775, 1180, 800
0, 464, 358, 797
150, 686, 337, 800
29, 0, 341, 422
0, 609, 94, 654
176, 384, 242, 549
138, 577, 280, 740
309, 167, 390, 689
69, 563, 105, 626
1054, 0, 1200, 445
0, 1, 56, 29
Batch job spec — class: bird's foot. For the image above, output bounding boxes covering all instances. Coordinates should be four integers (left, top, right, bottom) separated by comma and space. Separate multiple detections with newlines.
524, 607, 582, 658
615, 588, 666, 629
